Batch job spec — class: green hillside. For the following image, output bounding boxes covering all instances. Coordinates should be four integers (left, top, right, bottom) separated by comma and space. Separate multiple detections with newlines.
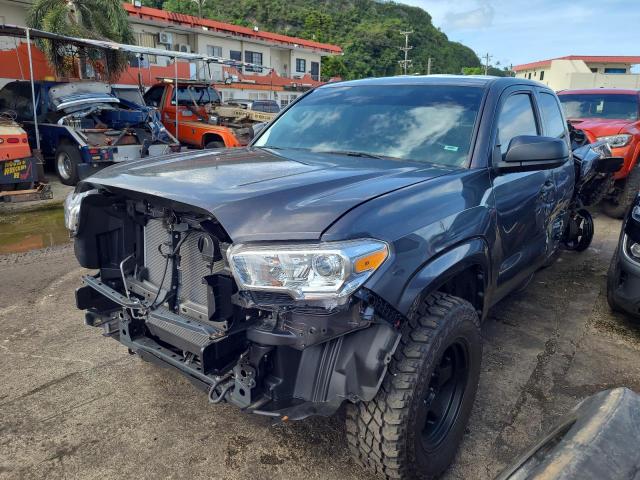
142, 0, 481, 79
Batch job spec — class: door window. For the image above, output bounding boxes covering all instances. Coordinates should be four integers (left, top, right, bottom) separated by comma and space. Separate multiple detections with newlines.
538, 92, 566, 139
497, 93, 538, 154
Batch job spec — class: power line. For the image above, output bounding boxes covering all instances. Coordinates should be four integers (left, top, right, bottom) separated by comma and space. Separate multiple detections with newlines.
398, 30, 413, 75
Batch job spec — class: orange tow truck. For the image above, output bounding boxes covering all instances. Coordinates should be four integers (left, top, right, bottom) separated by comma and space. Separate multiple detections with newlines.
143, 79, 276, 149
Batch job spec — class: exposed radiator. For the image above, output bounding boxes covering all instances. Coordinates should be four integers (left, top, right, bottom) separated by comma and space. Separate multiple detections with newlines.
144, 219, 225, 320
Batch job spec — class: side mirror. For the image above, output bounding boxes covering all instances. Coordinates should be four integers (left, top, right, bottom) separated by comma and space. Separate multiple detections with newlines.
497, 135, 569, 172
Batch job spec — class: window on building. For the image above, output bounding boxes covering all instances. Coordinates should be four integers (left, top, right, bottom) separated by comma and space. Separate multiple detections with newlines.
539, 70, 545, 81
590, 67, 598, 73
538, 92, 566, 139
604, 68, 627, 74
230, 50, 242, 62
134, 32, 157, 64
497, 94, 538, 154
527, 72, 532, 79
295, 58, 306, 73
207, 45, 222, 57
244, 51, 263, 72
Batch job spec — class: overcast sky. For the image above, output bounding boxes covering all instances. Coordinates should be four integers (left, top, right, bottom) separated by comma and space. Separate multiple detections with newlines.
402, 0, 640, 70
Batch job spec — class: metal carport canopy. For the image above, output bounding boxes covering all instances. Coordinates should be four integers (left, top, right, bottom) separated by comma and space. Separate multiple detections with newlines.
0, 24, 268, 146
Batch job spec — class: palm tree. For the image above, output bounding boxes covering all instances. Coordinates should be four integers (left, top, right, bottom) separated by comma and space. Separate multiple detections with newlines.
27, 0, 134, 80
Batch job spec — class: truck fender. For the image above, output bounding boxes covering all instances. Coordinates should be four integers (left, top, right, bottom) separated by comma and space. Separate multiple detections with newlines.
396, 237, 491, 317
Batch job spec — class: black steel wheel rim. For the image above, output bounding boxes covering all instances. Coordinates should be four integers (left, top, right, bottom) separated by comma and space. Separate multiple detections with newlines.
419, 340, 470, 451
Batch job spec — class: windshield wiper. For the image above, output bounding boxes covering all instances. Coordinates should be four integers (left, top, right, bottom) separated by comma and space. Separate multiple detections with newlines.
320, 150, 385, 159
258, 146, 310, 151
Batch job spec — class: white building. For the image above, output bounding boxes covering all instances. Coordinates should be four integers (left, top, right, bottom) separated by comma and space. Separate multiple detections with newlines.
514, 56, 640, 91
0, 0, 343, 106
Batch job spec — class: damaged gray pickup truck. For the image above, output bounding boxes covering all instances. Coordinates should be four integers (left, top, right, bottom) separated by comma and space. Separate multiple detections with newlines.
67, 76, 578, 479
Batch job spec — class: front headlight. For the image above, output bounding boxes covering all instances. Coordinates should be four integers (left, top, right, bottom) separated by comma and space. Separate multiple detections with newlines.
63, 189, 98, 236
228, 239, 389, 301
597, 134, 632, 149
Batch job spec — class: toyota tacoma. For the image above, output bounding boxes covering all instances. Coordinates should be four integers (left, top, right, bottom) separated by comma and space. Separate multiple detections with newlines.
67, 76, 576, 479
558, 88, 640, 218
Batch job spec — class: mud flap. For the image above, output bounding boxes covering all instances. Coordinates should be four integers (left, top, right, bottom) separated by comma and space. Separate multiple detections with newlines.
497, 388, 640, 480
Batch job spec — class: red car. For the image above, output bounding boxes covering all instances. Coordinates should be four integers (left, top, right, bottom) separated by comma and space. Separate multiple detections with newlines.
558, 89, 640, 218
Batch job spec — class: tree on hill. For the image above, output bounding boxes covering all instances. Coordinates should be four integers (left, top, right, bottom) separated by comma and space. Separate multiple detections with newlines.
152, 0, 481, 79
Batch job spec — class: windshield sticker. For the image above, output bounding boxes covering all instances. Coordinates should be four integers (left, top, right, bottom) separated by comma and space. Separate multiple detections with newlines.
444, 145, 459, 152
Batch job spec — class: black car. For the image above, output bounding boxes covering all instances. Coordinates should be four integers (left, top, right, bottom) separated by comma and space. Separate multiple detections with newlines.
66, 75, 577, 479
608, 193, 640, 318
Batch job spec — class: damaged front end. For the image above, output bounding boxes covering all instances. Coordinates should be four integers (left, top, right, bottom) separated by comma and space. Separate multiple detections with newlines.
70, 189, 401, 419
49, 82, 179, 167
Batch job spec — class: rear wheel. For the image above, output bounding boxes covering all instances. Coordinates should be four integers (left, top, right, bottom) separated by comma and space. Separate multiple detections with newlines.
603, 164, 640, 219
55, 143, 81, 186
562, 209, 594, 252
346, 292, 482, 479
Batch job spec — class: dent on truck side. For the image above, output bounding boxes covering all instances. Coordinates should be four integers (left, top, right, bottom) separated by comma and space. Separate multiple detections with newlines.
322, 168, 496, 319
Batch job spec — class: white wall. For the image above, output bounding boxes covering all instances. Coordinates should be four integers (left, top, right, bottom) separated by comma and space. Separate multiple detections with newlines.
516, 59, 640, 91
0, 0, 28, 25
290, 49, 322, 79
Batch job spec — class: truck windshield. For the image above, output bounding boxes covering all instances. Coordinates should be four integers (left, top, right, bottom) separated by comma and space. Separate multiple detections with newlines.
559, 94, 639, 121
254, 84, 484, 167
173, 86, 220, 106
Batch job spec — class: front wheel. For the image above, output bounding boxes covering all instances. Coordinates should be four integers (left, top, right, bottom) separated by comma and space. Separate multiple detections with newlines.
55, 143, 81, 186
204, 140, 225, 149
346, 292, 482, 479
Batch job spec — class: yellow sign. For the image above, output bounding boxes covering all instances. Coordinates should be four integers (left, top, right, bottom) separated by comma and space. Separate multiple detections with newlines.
2, 159, 28, 179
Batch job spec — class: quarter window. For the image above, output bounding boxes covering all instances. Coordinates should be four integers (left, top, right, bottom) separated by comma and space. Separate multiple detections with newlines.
497, 93, 538, 154
538, 92, 566, 139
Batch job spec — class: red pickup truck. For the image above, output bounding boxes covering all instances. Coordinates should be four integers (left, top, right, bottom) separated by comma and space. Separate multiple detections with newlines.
558, 89, 640, 217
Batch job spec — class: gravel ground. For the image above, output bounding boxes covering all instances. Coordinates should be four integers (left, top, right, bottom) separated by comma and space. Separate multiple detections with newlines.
0, 213, 639, 480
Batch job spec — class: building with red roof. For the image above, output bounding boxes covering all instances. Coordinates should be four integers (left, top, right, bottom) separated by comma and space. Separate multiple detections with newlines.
0, 0, 343, 106
513, 55, 640, 91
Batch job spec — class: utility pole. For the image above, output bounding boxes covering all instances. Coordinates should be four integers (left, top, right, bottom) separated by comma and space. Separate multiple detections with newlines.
398, 30, 413, 75
427, 57, 432, 75
483, 52, 492, 75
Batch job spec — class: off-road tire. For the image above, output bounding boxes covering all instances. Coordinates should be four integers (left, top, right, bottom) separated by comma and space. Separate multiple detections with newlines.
346, 292, 482, 479
55, 143, 81, 186
603, 164, 640, 219
204, 140, 225, 149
